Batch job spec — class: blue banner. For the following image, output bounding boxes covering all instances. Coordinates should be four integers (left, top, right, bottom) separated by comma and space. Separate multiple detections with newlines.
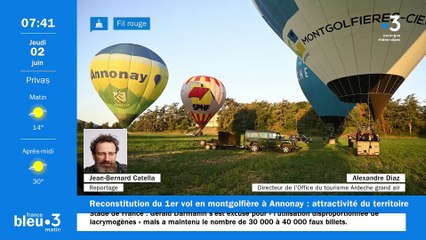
113, 17, 150, 30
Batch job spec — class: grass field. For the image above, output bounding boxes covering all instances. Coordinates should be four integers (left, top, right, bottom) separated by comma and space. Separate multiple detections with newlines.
77, 133, 426, 195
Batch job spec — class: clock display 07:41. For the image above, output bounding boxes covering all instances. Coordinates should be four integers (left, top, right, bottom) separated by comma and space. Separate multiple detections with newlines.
21, 18, 55, 28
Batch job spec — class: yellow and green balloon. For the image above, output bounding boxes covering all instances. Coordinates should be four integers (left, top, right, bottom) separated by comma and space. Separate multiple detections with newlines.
90, 43, 168, 128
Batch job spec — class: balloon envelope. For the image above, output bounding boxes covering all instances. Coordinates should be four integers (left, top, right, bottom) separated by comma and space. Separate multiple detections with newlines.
253, 0, 426, 119
90, 43, 168, 128
180, 76, 226, 130
297, 58, 355, 127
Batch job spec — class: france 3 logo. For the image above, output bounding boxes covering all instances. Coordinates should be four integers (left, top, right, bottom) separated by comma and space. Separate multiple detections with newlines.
13, 213, 61, 232
382, 14, 401, 32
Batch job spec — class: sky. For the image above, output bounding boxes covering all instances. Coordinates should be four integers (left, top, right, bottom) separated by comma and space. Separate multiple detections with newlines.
77, 0, 426, 125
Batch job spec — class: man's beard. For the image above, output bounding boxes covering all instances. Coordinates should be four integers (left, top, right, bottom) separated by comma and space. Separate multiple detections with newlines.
95, 162, 117, 173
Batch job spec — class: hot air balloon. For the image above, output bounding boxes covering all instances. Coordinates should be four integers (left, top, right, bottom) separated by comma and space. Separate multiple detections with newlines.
253, 0, 426, 120
180, 76, 226, 130
297, 58, 355, 130
90, 43, 168, 128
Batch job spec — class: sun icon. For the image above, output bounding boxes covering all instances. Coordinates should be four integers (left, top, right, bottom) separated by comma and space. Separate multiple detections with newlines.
29, 160, 47, 174
29, 106, 47, 120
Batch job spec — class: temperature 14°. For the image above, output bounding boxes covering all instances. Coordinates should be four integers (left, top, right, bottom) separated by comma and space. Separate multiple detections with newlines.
33, 124, 44, 130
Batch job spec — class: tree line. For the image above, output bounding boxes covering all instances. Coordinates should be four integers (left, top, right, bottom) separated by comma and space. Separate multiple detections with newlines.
78, 94, 426, 137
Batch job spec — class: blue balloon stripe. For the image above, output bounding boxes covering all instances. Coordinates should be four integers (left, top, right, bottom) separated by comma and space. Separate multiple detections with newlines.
296, 58, 355, 119
254, 0, 299, 39
96, 43, 166, 66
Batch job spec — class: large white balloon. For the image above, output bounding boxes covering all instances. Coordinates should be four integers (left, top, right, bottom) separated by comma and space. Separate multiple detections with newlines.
254, 0, 426, 119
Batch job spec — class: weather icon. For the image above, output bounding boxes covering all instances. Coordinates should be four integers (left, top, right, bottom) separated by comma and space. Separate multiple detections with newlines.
29, 159, 47, 174
29, 105, 47, 120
